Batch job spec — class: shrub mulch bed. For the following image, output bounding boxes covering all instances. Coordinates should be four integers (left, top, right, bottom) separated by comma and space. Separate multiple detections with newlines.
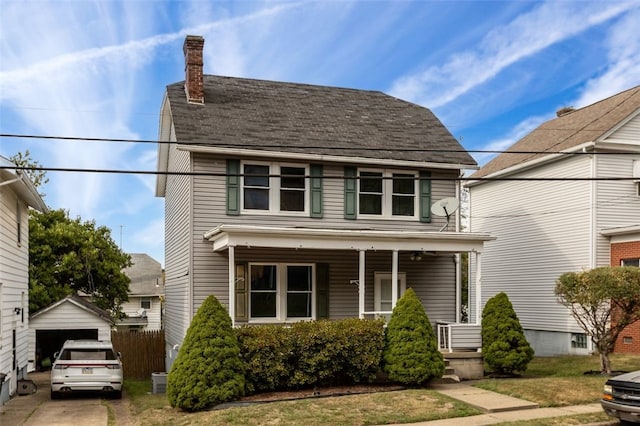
240, 383, 406, 403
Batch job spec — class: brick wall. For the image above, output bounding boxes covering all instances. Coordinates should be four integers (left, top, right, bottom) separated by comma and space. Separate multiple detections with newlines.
611, 240, 640, 354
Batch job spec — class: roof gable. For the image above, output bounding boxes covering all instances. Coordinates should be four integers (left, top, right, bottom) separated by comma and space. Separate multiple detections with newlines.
165, 75, 476, 168
30, 294, 113, 324
472, 85, 640, 179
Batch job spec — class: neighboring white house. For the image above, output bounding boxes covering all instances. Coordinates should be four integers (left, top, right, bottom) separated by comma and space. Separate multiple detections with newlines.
0, 156, 47, 404
467, 85, 640, 356
155, 35, 494, 375
28, 294, 113, 372
118, 253, 164, 331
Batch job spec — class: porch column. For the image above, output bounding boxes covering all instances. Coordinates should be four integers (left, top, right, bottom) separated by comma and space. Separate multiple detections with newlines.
228, 245, 236, 326
359, 250, 366, 318
391, 249, 399, 308
475, 251, 482, 325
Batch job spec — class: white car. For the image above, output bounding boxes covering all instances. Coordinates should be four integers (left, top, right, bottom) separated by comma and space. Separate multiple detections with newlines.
50, 339, 123, 399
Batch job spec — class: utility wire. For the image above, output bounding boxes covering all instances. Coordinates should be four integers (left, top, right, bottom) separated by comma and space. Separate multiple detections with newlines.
1, 165, 639, 181
2, 133, 640, 155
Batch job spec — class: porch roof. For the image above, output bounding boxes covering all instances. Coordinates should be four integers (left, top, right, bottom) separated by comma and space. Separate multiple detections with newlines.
204, 224, 495, 253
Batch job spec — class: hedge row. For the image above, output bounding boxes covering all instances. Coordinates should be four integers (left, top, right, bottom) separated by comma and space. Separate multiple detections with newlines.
235, 318, 386, 394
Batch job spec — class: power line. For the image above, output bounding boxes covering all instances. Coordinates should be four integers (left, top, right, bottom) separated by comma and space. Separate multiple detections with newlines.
1, 165, 639, 181
2, 133, 640, 155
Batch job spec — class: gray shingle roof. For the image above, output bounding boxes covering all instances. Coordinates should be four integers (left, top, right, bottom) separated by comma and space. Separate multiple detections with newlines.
166, 75, 476, 167
123, 253, 163, 296
472, 85, 640, 179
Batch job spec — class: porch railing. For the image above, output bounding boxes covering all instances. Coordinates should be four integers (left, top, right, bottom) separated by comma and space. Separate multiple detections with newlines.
437, 322, 482, 353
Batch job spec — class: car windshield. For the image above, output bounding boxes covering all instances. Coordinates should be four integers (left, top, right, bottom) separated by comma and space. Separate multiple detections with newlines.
58, 348, 117, 361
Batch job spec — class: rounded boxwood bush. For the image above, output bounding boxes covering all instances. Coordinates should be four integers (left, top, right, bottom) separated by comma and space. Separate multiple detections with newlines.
383, 288, 444, 385
167, 295, 245, 411
482, 292, 534, 375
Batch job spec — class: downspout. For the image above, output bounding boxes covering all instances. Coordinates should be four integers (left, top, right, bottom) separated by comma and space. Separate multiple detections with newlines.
455, 175, 461, 323
589, 148, 596, 268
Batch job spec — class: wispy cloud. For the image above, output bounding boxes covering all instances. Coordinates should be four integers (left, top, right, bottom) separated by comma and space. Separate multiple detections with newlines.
388, 1, 638, 108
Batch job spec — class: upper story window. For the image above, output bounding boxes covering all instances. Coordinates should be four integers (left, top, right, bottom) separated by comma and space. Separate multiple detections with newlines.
242, 162, 308, 214
140, 297, 151, 310
358, 169, 417, 218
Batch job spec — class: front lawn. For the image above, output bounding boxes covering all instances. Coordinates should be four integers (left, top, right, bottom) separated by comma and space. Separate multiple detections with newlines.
475, 353, 640, 407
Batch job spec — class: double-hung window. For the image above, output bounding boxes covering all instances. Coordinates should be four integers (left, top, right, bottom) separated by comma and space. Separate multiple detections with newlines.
249, 263, 314, 321
358, 169, 417, 218
242, 163, 308, 214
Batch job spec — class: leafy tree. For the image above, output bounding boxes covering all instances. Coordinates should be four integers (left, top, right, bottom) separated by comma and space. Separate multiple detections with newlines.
556, 266, 640, 374
29, 208, 131, 317
383, 288, 444, 385
482, 292, 534, 375
167, 295, 245, 411
9, 150, 49, 197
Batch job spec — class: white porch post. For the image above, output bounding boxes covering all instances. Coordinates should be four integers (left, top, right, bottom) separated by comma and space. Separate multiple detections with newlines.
391, 249, 399, 307
228, 245, 236, 326
475, 251, 482, 325
359, 250, 366, 318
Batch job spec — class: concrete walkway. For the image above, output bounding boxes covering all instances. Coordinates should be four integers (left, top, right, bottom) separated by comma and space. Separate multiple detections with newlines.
389, 382, 614, 426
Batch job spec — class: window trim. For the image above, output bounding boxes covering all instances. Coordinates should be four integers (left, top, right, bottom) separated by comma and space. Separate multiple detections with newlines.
357, 168, 418, 219
248, 263, 316, 322
140, 297, 151, 310
240, 161, 310, 215
374, 272, 407, 320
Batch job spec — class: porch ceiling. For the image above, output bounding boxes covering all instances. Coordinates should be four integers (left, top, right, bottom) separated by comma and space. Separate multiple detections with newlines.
204, 224, 495, 253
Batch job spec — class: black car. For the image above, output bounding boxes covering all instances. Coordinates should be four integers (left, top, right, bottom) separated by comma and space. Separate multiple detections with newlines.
602, 370, 640, 424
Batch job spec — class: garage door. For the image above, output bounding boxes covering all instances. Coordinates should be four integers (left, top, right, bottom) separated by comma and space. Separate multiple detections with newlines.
36, 329, 98, 370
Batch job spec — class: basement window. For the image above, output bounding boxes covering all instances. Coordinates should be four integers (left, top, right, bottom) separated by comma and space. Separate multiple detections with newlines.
622, 258, 640, 267
571, 333, 587, 349
624, 337, 633, 345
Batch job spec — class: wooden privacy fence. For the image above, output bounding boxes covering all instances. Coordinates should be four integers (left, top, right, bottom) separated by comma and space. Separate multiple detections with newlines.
111, 330, 165, 379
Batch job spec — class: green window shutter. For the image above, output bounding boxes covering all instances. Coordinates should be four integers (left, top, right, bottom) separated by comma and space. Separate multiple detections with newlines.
419, 171, 432, 223
316, 263, 330, 319
227, 160, 240, 216
344, 166, 357, 219
235, 263, 248, 322
310, 164, 323, 218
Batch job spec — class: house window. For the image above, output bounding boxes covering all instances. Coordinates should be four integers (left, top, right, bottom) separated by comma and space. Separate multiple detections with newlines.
374, 272, 406, 321
622, 258, 640, 267
140, 297, 151, 310
624, 336, 633, 345
242, 163, 308, 214
358, 169, 417, 218
571, 333, 587, 349
249, 263, 314, 320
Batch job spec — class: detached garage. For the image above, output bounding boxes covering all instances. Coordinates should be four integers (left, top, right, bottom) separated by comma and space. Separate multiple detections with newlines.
28, 295, 114, 372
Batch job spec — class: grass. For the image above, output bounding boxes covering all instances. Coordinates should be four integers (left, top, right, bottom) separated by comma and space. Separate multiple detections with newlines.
124, 382, 481, 426
123, 354, 640, 425
475, 353, 640, 407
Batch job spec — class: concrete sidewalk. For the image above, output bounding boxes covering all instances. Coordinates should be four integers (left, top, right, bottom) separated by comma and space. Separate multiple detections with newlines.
389, 382, 614, 426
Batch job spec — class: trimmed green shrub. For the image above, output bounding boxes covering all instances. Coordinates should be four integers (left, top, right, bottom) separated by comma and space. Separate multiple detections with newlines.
382, 288, 444, 385
482, 292, 534, 374
235, 325, 292, 393
235, 318, 385, 393
167, 295, 245, 411
336, 318, 386, 383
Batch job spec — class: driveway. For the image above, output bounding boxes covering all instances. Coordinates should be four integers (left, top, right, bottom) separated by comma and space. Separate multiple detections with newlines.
0, 372, 131, 425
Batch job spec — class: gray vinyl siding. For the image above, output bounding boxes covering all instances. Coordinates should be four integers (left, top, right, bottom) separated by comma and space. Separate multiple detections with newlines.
469, 155, 592, 333
594, 153, 640, 266
189, 154, 460, 319
0, 187, 30, 395
607, 113, 640, 142
163, 131, 192, 350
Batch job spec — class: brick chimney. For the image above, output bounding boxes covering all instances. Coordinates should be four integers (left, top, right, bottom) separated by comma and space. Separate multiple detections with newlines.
183, 35, 205, 104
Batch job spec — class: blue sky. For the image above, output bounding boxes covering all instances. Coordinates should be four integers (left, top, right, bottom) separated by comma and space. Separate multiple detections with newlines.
1, 1, 639, 266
